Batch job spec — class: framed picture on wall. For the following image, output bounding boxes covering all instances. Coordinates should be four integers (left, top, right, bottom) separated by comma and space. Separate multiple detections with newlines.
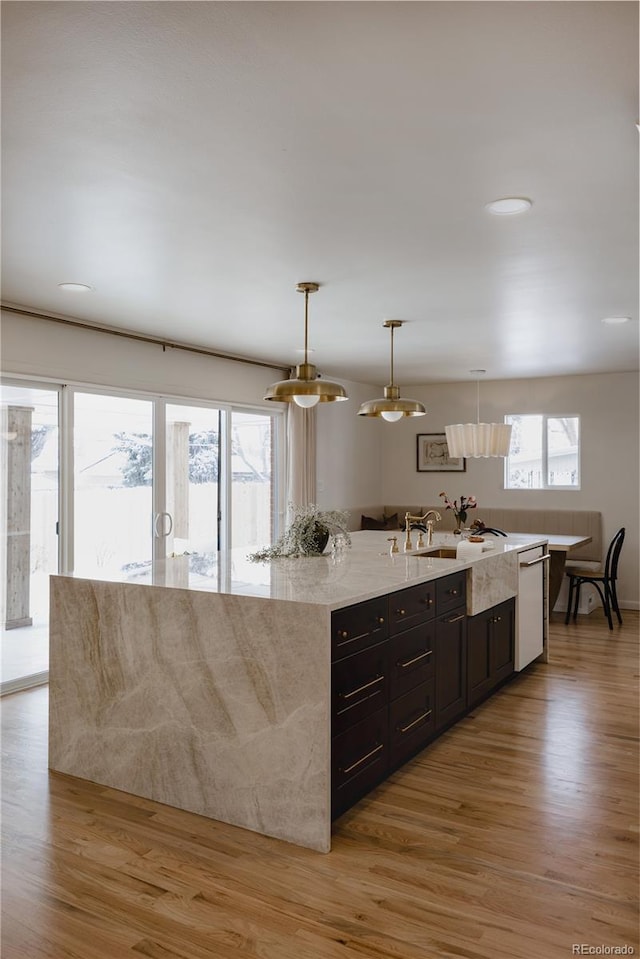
416, 433, 466, 472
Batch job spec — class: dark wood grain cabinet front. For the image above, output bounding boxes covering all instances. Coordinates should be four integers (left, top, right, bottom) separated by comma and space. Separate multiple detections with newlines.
389, 621, 435, 700
330, 573, 519, 821
389, 680, 435, 768
436, 570, 466, 616
435, 606, 467, 731
467, 598, 515, 708
331, 707, 388, 820
389, 582, 436, 634
332, 596, 388, 660
332, 641, 389, 737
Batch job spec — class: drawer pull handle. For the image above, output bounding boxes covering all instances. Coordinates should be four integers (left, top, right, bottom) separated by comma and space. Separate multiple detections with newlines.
339, 675, 384, 700
376, 616, 385, 625
341, 743, 384, 775
397, 650, 432, 669
444, 613, 465, 624
519, 553, 551, 568
337, 629, 349, 640
396, 608, 406, 616
448, 588, 459, 596
398, 709, 432, 735
421, 597, 433, 607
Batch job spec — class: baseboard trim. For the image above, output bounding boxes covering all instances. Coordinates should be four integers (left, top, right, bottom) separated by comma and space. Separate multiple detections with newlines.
1, 671, 49, 697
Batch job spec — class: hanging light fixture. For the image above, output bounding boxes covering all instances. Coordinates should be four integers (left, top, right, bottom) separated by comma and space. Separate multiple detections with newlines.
445, 370, 512, 457
264, 282, 348, 407
358, 320, 426, 421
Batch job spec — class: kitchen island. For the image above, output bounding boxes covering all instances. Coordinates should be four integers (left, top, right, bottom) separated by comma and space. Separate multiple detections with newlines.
49, 531, 548, 852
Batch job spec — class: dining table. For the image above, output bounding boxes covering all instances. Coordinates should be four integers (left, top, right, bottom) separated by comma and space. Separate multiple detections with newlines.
537, 533, 593, 611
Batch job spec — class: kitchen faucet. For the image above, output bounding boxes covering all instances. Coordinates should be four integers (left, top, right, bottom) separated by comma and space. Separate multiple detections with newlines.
404, 509, 443, 550
423, 510, 442, 546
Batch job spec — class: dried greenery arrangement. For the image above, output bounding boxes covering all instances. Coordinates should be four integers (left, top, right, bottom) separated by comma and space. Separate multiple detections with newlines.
248, 504, 351, 561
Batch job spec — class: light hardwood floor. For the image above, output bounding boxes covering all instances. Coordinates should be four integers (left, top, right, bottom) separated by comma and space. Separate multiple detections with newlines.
2, 610, 638, 959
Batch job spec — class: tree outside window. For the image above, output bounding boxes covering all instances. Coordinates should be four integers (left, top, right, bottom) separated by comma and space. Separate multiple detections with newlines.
505, 414, 580, 490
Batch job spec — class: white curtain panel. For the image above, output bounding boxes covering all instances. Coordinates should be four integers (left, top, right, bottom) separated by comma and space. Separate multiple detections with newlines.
286, 404, 317, 514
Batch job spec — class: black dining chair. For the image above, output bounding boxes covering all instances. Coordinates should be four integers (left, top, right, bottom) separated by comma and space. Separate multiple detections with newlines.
564, 527, 625, 630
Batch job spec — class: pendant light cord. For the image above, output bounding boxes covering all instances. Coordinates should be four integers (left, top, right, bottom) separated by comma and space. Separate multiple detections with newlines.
471, 368, 485, 424
389, 323, 395, 387
303, 288, 309, 365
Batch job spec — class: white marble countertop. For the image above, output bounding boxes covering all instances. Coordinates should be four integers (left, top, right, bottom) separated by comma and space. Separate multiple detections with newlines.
61, 530, 549, 611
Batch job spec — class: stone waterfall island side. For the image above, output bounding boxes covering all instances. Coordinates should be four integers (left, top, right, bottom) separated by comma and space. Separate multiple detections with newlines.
49, 530, 547, 852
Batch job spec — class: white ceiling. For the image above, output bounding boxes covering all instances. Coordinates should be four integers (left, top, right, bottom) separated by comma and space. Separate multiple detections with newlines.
1, 1, 638, 386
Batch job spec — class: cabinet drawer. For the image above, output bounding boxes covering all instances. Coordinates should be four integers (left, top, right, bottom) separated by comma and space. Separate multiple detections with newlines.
389, 621, 435, 700
389, 582, 436, 634
332, 707, 388, 819
436, 571, 466, 615
389, 680, 435, 768
332, 597, 388, 661
332, 642, 389, 736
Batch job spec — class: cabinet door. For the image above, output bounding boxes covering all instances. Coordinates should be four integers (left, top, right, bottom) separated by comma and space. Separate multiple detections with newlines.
332, 641, 389, 736
389, 680, 435, 769
389, 621, 435, 700
332, 707, 388, 820
435, 610, 467, 730
491, 598, 515, 684
467, 611, 493, 708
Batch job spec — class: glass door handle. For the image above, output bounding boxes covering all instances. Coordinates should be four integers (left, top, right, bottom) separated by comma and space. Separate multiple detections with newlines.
153, 512, 173, 537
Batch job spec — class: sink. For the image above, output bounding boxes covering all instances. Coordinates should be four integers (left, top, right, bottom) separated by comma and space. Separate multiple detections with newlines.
415, 547, 458, 559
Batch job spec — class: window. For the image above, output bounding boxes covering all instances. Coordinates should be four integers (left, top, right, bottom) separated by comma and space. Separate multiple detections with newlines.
504, 414, 580, 490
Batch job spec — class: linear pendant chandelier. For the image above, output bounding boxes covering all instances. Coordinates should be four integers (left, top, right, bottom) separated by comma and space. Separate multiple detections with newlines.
358, 320, 426, 421
264, 282, 348, 407
445, 370, 512, 457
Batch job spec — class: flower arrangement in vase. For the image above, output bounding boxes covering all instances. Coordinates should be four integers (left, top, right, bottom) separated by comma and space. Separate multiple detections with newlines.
248, 504, 351, 561
439, 492, 477, 534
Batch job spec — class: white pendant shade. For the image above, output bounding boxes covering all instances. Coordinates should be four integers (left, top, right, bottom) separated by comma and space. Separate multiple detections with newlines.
445, 422, 512, 458
293, 394, 321, 408
445, 370, 512, 458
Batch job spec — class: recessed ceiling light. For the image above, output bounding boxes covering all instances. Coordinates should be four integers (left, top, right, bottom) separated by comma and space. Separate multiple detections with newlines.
57, 282, 93, 292
601, 316, 631, 325
485, 196, 533, 216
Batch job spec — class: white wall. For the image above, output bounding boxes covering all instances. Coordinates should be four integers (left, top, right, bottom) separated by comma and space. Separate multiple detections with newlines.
315, 378, 383, 512
1, 310, 278, 406
379, 372, 639, 608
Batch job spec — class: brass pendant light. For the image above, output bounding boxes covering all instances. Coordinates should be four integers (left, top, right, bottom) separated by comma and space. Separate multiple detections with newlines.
264, 282, 348, 407
358, 320, 426, 421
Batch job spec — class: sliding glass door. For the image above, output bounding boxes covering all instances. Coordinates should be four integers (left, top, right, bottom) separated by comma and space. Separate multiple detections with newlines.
164, 403, 221, 557
73, 392, 154, 578
1, 381, 281, 693
1, 381, 59, 692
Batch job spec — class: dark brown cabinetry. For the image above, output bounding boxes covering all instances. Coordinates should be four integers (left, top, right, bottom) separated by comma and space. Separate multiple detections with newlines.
388, 582, 436, 772
467, 598, 515, 708
435, 607, 467, 731
331, 572, 463, 819
331, 599, 390, 819
331, 579, 517, 820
